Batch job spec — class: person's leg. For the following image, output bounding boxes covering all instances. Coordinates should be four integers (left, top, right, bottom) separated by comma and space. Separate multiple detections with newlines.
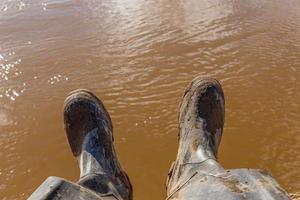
64, 89, 132, 200
166, 77, 291, 200
166, 77, 225, 196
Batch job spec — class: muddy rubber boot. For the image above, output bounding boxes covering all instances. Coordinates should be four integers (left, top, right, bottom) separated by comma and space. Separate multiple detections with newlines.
64, 90, 132, 200
166, 77, 225, 197
166, 77, 291, 200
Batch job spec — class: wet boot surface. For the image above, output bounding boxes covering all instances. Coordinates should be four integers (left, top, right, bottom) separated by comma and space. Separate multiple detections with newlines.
166, 77, 291, 200
28, 89, 132, 200
63, 89, 132, 200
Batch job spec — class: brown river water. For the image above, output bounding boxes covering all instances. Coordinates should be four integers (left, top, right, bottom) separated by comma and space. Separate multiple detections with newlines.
0, 0, 299, 199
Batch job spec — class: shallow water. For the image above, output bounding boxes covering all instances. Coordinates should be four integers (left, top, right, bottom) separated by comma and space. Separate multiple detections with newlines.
0, 0, 299, 199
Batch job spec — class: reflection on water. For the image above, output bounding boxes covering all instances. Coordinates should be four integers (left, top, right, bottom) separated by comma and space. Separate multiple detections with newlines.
0, 0, 299, 199
0, 52, 24, 102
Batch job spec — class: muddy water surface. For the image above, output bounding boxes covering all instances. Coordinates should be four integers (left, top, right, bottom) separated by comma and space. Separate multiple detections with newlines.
0, 0, 299, 199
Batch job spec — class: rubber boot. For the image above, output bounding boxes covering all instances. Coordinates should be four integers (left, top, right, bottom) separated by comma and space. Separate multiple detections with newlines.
63, 89, 132, 200
166, 77, 225, 196
166, 77, 291, 200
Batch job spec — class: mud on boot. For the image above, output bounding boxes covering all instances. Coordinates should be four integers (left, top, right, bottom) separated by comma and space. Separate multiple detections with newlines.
166, 77, 225, 195
166, 77, 291, 200
64, 89, 132, 200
